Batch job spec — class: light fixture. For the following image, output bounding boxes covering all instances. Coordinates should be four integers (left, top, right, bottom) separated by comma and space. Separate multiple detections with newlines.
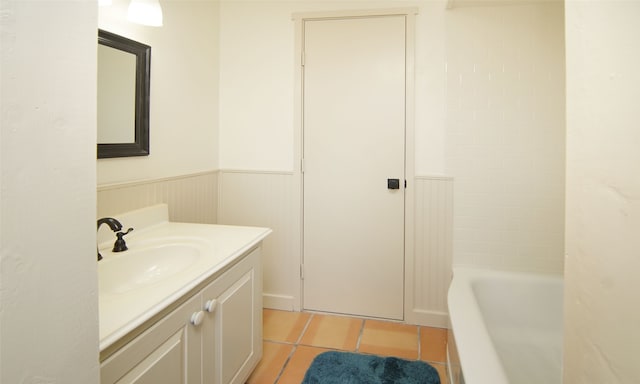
98, 0, 113, 6
127, 0, 163, 27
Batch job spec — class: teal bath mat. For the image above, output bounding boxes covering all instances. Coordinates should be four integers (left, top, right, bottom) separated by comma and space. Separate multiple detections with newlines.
301, 351, 441, 384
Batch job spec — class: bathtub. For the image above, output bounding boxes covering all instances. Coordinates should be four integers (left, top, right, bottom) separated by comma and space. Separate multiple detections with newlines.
447, 267, 563, 384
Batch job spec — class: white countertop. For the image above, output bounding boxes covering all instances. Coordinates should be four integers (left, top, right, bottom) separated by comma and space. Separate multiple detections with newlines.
98, 204, 271, 351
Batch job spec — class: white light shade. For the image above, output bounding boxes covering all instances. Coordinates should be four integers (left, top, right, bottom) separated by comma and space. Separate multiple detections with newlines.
127, 0, 163, 27
99, 0, 113, 6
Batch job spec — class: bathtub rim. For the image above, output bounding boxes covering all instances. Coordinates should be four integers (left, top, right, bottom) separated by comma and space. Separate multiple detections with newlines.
447, 266, 563, 384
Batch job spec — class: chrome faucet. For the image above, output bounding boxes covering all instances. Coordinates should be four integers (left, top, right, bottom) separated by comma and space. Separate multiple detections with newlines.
97, 217, 125, 261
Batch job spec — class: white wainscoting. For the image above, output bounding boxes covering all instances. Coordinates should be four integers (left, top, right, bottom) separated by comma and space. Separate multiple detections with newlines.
98, 170, 453, 326
217, 170, 300, 311
409, 176, 454, 328
97, 171, 218, 224
218, 170, 454, 327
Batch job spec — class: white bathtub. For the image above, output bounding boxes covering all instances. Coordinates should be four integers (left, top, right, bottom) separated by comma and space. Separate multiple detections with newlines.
447, 267, 563, 384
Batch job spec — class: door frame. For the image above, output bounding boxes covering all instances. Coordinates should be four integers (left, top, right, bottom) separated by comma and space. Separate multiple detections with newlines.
291, 8, 418, 321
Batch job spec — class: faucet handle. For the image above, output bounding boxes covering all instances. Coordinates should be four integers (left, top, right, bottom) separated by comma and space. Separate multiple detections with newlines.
113, 228, 134, 252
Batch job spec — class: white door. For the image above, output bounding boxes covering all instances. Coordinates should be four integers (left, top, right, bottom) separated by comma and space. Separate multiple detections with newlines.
302, 15, 406, 320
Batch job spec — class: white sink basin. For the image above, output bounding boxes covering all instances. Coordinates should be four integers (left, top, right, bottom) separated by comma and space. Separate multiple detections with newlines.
99, 240, 204, 295
97, 204, 273, 352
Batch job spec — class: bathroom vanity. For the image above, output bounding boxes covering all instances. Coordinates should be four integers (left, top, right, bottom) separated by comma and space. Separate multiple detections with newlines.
98, 204, 271, 384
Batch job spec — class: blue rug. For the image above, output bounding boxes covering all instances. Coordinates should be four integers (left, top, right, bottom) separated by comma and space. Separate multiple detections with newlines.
301, 351, 441, 384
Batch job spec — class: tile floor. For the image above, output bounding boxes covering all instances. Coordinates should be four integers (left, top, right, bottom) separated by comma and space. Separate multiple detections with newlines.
247, 309, 448, 384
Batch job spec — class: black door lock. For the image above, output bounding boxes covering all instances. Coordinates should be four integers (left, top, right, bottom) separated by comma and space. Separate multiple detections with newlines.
387, 178, 400, 190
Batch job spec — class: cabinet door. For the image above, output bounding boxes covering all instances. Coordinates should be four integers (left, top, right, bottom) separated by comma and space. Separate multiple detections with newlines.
202, 248, 262, 384
101, 294, 203, 384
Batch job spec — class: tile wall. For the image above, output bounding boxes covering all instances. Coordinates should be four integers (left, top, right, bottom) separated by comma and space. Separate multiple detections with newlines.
445, 2, 566, 272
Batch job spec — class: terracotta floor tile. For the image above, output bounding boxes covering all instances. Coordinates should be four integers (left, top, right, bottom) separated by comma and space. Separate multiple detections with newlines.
299, 314, 362, 351
256, 310, 449, 384
431, 362, 449, 384
358, 320, 419, 360
278, 345, 332, 383
420, 326, 448, 363
246, 341, 293, 384
263, 309, 311, 344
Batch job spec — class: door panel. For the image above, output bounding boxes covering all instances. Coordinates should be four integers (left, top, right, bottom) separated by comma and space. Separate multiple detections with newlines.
302, 16, 406, 320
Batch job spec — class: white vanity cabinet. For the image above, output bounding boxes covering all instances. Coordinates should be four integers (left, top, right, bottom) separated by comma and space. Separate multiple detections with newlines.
101, 247, 263, 384
100, 293, 203, 384
201, 247, 262, 384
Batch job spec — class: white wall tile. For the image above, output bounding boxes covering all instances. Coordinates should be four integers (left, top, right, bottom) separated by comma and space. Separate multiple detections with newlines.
445, 2, 565, 273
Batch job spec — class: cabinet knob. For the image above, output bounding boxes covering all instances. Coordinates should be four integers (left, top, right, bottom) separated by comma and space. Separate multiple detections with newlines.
190, 311, 205, 327
204, 299, 218, 313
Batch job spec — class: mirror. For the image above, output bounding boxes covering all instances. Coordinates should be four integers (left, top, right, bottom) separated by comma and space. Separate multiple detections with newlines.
97, 29, 150, 158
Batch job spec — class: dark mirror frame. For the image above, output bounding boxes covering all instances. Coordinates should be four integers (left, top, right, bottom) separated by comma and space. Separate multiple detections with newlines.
98, 29, 151, 159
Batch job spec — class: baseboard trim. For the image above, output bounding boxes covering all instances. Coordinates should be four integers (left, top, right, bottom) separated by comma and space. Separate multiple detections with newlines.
263, 293, 295, 311
407, 309, 449, 328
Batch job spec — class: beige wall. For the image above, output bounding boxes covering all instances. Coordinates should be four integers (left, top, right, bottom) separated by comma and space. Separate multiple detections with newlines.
218, 1, 449, 174
97, 0, 220, 186
0, 2, 99, 383
564, 1, 640, 382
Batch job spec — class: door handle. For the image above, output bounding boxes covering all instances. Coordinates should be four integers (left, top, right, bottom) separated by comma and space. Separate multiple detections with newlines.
387, 179, 400, 190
